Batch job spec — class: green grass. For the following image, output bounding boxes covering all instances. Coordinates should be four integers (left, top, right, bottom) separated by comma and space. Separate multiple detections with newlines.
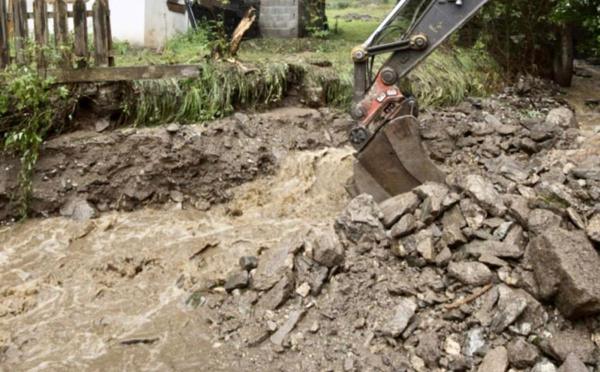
113, 1, 500, 124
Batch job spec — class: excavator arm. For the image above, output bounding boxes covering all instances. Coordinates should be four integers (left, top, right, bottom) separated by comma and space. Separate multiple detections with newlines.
347, 0, 490, 202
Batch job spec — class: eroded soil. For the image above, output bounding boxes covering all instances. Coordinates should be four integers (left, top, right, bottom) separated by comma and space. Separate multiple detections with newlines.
1, 63, 600, 372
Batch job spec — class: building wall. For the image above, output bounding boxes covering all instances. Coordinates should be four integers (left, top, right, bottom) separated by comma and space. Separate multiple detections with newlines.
144, 0, 189, 49
109, 0, 146, 46
259, 0, 302, 38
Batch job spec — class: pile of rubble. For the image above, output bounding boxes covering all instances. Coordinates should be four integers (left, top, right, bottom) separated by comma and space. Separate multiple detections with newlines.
193, 80, 600, 371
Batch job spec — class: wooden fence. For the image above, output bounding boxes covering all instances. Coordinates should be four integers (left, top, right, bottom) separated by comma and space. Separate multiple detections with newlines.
0, 0, 114, 70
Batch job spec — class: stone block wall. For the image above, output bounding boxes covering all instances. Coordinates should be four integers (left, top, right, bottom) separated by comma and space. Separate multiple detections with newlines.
259, 0, 302, 38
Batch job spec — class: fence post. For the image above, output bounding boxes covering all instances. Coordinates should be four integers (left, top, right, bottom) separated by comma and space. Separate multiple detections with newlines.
93, 0, 109, 67
12, 0, 28, 65
73, 0, 88, 68
53, 0, 70, 67
33, 0, 48, 70
0, 0, 9, 68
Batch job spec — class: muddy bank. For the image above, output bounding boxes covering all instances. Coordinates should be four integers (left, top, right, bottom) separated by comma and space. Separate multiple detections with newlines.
0, 147, 354, 371
0, 107, 350, 221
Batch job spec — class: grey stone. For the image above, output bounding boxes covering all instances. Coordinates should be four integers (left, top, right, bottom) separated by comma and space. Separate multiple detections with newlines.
60, 197, 97, 222
435, 246, 452, 267
448, 261, 494, 286
586, 214, 600, 243
493, 221, 514, 240
532, 360, 558, 372
258, 274, 294, 310
465, 240, 523, 259
166, 123, 181, 133
528, 228, 600, 318
224, 271, 249, 292
335, 194, 387, 244
239, 256, 258, 271
457, 175, 507, 216
479, 254, 508, 267
414, 182, 450, 220
548, 329, 595, 364
528, 209, 562, 234
557, 353, 588, 372
95, 118, 111, 132
545, 107, 577, 128
414, 229, 436, 262
465, 327, 486, 357
390, 213, 417, 238
572, 168, 600, 181
460, 198, 488, 230
379, 192, 420, 227
270, 310, 306, 346
567, 208, 586, 230
442, 205, 468, 246
507, 337, 539, 368
477, 346, 508, 372
416, 331, 441, 368
383, 297, 417, 338
307, 228, 344, 268
294, 255, 328, 296
252, 234, 302, 291
490, 285, 528, 333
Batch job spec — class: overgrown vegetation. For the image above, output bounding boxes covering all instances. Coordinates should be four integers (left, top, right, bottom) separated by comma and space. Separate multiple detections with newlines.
0, 66, 71, 217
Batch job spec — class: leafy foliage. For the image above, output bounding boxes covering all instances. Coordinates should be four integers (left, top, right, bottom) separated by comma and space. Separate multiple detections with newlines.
0, 67, 70, 217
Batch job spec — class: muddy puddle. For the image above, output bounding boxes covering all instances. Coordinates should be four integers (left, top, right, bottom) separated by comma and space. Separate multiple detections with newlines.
0, 147, 353, 371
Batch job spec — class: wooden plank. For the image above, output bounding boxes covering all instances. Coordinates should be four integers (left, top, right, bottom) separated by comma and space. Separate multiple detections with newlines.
50, 65, 203, 83
12, 0, 28, 65
0, 0, 9, 68
33, 0, 48, 70
73, 0, 87, 68
92, 0, 109, 66
53, 0, 70, 67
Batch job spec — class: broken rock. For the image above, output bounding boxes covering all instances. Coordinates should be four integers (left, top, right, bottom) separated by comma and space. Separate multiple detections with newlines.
415, 331, 441, 368
448, 261, 494, 286
548, 328, 595, 364
379, 191, 420, 227
307, 228, 344, 268
456, 174, 507, 216
477, 346, 508, 372
335, 194, 386, 244
490, 285, 528, 333
258, 274, 294, 310
382, 297, 417, 338
528, 228, 600, 318
270, 310, 306, 346
557, 354, 588, 372
586, 214, 600, 243
507, 337, 539, 368
545, 107, 577, 128
224, 271, 249, 292
465, 240, 523, 259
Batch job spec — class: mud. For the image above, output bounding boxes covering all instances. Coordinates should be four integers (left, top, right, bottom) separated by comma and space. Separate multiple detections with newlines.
0, 147, 354, 371
0, 107, 350, 221
1, 65, 599, 371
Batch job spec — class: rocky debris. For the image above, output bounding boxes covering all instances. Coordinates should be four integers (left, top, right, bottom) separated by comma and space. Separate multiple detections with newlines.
507, 337, 540, 368
270, 310, 306, 346
547, 328, 595, 364
545, 107, 577, 128
59, 197, 96, 221
239, 256, 258, 271
224, 271, 249, 291
528, 228, 600, 318
382, 297, 417, 338
478, 346, 508, 372
187, 82, 600, 371
586, 214, 600, 243
454, 174, 507, 216
557, 354, 588, 372
379, 191, 420, 227
448, 261, 494, 286
532, 360, 558, 372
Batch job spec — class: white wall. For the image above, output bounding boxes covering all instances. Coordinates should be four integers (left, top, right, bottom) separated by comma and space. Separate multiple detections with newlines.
144, 0, 189, 49
109, 0, 146, 46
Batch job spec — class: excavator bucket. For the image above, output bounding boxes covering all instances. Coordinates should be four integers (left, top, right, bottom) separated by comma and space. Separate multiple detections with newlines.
348, 116, 445, 202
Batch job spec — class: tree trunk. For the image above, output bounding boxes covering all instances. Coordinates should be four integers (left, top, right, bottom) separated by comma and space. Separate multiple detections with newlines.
553, 23, 574, 87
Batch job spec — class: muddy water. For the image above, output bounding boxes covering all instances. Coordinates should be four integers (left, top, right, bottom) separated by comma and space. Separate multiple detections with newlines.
0, 148, 354, 371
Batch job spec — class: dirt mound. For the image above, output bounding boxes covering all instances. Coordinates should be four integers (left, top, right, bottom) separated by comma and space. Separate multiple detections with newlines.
0, 107, 350, 222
